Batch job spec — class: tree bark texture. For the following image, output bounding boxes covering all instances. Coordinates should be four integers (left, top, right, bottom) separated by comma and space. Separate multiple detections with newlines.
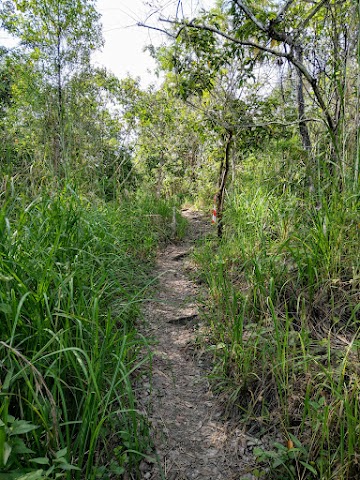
295, 46, 315, 192
216, 131, 232, 238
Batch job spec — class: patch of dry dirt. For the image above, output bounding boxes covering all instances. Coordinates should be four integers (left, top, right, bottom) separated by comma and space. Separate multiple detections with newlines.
137, 210, 260, 480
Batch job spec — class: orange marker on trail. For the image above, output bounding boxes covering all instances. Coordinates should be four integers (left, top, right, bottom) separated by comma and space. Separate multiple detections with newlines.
212, 196, 217, 224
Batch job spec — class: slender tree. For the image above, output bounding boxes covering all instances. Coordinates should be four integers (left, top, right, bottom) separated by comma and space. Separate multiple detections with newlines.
1, 0, 103, 172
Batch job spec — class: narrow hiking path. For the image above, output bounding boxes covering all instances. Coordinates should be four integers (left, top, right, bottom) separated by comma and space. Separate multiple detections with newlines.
136, 209, 263, 480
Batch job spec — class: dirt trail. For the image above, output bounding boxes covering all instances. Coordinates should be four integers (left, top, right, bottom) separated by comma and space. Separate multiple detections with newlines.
138, 209, 258, 480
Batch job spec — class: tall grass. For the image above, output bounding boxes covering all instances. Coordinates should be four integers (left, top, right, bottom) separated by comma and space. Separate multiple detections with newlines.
194, 150, 360, 479
0, 184, 181, 479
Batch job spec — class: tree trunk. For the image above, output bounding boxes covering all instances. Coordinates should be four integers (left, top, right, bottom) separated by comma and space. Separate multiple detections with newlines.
156, 153, 164, 198
216, 130, 232, 238
55, 30, 63, 174
295, 46, 314, 192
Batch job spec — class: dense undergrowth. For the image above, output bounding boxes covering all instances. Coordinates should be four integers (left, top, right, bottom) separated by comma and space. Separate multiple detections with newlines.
194, 151, 360, 479
0, 182, 183, 480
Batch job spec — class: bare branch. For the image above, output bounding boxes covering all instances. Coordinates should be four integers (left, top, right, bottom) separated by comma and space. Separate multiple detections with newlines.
234, 0, 295, 47
293, 0, 328, 40
240, 118, 324, 128
184, 98, 323, 131
160, 17, 288, 56
275, 0, 297, 23
137, 21, 175, 38
234, 0, 267, 32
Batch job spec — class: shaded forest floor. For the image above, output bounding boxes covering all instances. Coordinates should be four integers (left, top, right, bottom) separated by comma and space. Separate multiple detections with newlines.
135, 209, 276, 480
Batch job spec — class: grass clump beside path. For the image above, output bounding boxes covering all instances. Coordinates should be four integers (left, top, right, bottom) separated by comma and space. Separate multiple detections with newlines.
194, 155, 360, 479
0, 184, 183, 480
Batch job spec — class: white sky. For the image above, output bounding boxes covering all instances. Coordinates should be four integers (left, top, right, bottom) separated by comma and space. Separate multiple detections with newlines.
93, 0, 215, 86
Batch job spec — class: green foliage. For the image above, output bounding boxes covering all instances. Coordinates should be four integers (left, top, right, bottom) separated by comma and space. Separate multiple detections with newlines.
0, 0, 105, 173
254, 434, 318, 479
118, 80, 207, 198
0, 55, 13, 118
194, 141, 360, 479
1, 0, 103, 69
0, 185, 178, 478
0, 1, 359, 479
155, 8, 254, 100
0, 400, 78, 479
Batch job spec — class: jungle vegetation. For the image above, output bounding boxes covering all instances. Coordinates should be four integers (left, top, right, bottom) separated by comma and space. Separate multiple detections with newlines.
0, 0, 359, 478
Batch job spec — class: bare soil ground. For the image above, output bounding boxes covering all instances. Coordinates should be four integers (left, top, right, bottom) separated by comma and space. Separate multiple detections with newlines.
137, 209, 261, 480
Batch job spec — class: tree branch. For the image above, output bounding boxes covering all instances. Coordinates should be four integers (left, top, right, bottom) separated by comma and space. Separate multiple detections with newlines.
137, 21, 175, 38
160, 17, 289, 57
234, 0, 267, 32
275, 0, 296, 23
161, 18, 314, 83
157, 15, 335, 133
185, 98, 323, 130
293, 0, 328, 41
